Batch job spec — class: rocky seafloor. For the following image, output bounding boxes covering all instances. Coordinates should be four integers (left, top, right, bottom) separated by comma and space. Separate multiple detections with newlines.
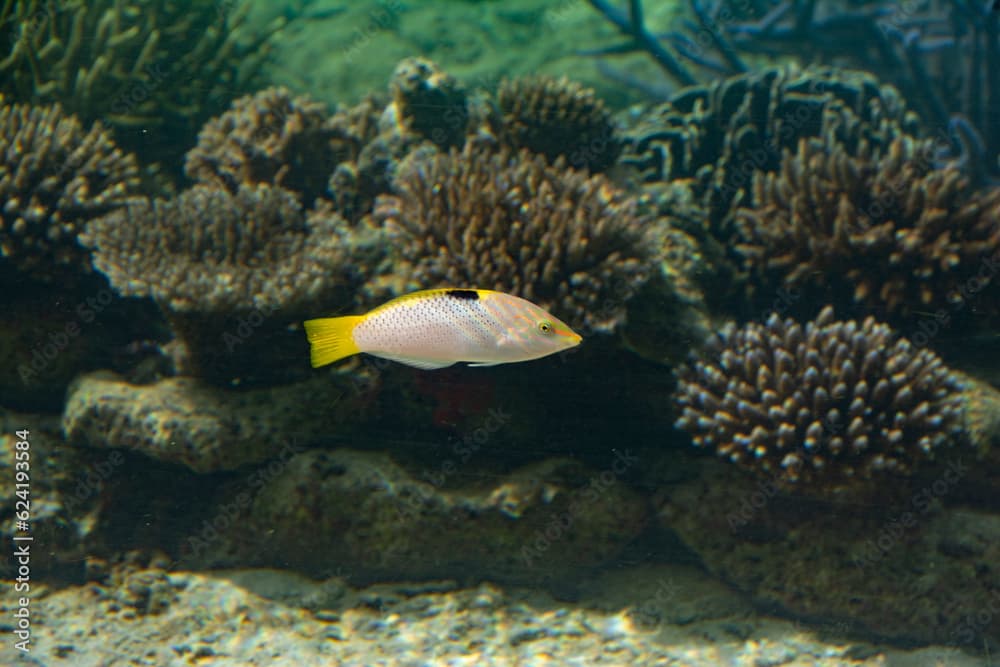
0, 560, 985, 666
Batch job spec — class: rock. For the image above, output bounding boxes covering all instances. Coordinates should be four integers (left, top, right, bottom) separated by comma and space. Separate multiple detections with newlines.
62, 370, 372, 473
181, 449, 647, 586
1, 559, 978, 665
0, 412, 110, 580
657, 456, 1000, 648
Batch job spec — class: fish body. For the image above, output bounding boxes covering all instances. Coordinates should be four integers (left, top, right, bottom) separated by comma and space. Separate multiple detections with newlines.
304, 289, 582, 370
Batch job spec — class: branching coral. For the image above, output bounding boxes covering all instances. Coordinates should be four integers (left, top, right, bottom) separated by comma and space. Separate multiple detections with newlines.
375, 144, 654, 333
674, 306, 966, 491
497, 75, 622, 173
618, 66, 922, 314
81, 183, 369, 382
733, 136, 1000, 318
0, 100, 139, 279
185, 87, 342, 205
0, 0, 279, 165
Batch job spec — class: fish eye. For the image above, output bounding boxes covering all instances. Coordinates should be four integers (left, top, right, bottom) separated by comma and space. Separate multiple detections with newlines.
538, 320, 553, 335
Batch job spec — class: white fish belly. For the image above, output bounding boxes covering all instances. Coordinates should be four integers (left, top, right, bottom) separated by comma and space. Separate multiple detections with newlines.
353, 297, 504, 362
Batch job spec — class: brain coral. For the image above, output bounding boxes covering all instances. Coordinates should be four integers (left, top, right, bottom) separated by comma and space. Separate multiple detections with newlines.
375, 144, 654, 333
674, 306, 966, 491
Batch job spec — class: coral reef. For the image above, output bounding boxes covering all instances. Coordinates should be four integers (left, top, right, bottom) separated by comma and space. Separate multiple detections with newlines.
184, 87, 341, 205
674, 306, 966, 492
388, 57, 470, 150
672, 0, 1000, 180
620, 66, 920, 223
376, 143, 654, 333
81, 183, 374, 382
617, 65, 925, 315
323, 93, 391, 223
496, 75, 622, 173
62, 370, 370, 474
183, 450, 646, 585
733, 136, 1000, 318
0, 0, 280, 167
0, 100, 139, 279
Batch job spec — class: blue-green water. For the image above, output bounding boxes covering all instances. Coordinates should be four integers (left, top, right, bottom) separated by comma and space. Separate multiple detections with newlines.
1, 1, 999, 664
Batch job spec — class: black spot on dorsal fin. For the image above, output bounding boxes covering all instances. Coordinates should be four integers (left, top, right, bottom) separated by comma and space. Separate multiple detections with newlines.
445, 289, 480, 300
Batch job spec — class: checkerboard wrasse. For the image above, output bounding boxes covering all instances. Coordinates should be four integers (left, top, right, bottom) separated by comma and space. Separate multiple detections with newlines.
304, 289, 582, 370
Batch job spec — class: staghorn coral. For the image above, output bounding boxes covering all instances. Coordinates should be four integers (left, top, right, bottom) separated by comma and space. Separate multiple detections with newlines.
497, 75, 622, 173
674, 306, 966, 491
81, 183, 371, 383
0, 0, 280, 167
733, 137, 1000, 318
0, 100, 139, 279
375, 144, 654, 333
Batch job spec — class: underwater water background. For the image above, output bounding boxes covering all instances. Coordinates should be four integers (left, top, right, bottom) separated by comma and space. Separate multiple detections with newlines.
3, 0, 1000, 664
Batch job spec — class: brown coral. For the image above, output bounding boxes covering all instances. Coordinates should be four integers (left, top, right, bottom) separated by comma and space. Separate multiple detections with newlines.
497, 75, 621, 173
81, 184, 368, 383
733, 137, 1000, 318
0, 1, 279, 165
0, 100, 139, 279
674, 306, 966, 491
375, 144, 654, 333
621, 65, 920, 225
186, 87, 346, 205
388, 57, 470, 150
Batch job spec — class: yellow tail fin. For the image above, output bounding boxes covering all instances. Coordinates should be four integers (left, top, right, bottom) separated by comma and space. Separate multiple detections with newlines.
303, 316, 363, 368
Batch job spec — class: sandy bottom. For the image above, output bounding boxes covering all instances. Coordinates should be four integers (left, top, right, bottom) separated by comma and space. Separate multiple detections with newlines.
0, 562, 985, 666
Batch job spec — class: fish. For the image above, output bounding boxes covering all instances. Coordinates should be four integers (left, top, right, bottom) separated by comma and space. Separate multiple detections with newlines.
303, 288, 582, 370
